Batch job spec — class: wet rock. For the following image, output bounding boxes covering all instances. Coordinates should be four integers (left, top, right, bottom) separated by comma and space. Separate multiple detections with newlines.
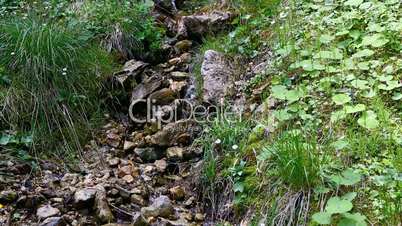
149, 88, 176, 105
39, 216, 66, 226
202, 50, 234, 104
0, 190, 17, 203
122, 175, 134, 183
37, 205, 60, 219
108, 158, 120, 167
171, 71, 190, 81
16, 194, 44, 208
154, 159, 168, 173
106, 132, 121, 148
131, 75, 163, 102
94, 186, 114, 223
149, 120, 200, 147
123, 140, 136, 151
74, 188, 97, 208
195, 213, 205, 221
174, 40, 192, 53
134, 147, 164, 162
118, 165, 139, 177
166, 147, 184, 161
170, 81, 187, 94
132, 212, 148, 226
114, 60, 149, 86
168, 57, 181, 66
169, 186, 185, 200
131, 194, 146, 206
184, 196, 195, 207
177, 11, 234, 39
154, 0, 182, 13
141, 195, 174, 218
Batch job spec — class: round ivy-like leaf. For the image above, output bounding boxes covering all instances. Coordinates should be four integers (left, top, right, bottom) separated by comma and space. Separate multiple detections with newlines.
325, 197, 353, 214
332, 94, 351, 105
358, 111, 379, 129
312, 212, 332, 225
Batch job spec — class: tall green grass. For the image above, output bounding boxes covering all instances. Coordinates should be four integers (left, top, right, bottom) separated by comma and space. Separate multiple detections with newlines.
0, 18, 113, 158
260, 132, 324, 189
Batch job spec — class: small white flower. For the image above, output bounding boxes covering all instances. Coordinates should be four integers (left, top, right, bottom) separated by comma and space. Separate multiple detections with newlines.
232, 145, 239, 150
62, 72, 67, 76
215, 139, 221, 144
10, 52, 15, 56
271, 20, 276, 25
62, 68, 67, 72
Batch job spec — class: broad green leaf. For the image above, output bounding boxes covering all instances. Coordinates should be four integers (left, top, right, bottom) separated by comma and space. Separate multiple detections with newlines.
320, 34, 335, 44
331, 169, 361, 186
361, 89, 376, 98
325, 197, 353, 214
342, 192, 357, 202
340, 169, 361, 185
357, 62, 370, 70
314, 49, 343, 60
344, 0, 363, 6
340, 213, 367, 226
332, 94, 351, 105
351, 79, 369, 89
331, 139, 349, 150
358, 111, 379, 129
344, 104, 366, 113
352, 49, 374, 58
312, 212, 332, 225
271, 85, 288, 100
392, 92, 402, 100
286, 90, 300, 103
273, 109, 292, 121
361, 34, 389, 48
378, 80, 402, 91
331, 110, 347, 123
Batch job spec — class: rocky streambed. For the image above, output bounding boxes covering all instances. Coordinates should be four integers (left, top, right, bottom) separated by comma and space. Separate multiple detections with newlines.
0, 2, 245, 225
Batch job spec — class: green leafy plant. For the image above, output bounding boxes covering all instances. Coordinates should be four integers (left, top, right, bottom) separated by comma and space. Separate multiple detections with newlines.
312, 193, 367, 226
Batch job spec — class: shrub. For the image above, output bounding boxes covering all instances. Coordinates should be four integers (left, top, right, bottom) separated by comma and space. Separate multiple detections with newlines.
0, 17, 113, 157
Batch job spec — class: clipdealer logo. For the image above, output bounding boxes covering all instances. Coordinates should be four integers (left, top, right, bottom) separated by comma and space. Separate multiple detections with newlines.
128, 98, 244, 128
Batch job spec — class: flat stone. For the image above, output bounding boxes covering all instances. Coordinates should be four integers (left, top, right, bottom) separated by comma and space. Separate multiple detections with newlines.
38, 216, 66, 226
122, 175, 134, 183
74, 188, 97, 208
169, 186, 185, 200
134, 147, 163, 162
0, 190, 17, 203
166, 147, 184, 161
37, 205, 60, 219
154, 159, 167, 173
171, 71, 190, 80
141, 195, 174, 218
123, 141, 136, 151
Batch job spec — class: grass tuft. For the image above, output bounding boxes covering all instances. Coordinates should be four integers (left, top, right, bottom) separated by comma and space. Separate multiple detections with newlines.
0, 17, 113, 158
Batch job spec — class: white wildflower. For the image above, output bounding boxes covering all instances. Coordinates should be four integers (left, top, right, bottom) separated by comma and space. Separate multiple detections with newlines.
232, 145, 239, 150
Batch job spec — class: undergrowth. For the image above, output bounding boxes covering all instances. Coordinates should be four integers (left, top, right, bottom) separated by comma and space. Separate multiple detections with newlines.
197, 0, 402, 225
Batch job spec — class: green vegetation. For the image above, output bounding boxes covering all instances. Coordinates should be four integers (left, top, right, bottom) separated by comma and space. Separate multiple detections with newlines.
0, 0, 163, 159
196, 0, 402, 225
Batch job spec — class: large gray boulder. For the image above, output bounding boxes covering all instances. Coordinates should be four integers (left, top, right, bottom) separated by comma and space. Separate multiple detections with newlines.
201, 50, 234, 104
177, 11, 233, 39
